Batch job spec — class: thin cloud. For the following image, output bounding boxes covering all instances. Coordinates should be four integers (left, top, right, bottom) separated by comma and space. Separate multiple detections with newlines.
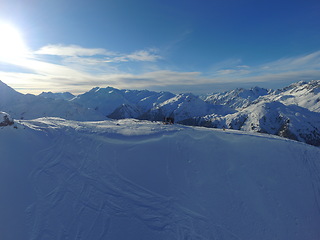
257, 51, 320, 73
1, 43, 320, 94
35, 44, 161, 63
35, 44, 111, 57
213, 51, 320, 80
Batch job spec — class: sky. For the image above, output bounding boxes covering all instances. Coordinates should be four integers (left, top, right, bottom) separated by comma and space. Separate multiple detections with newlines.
0, 0, 319, 95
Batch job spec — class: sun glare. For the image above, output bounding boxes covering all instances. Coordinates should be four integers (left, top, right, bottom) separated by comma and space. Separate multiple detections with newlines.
0, 22, 29, 60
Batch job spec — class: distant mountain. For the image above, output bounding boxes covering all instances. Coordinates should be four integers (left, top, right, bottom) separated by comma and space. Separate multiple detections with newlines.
204, 86, 270, 110
1, 79, 320, 146
260, 80, 320, 112
183, 100, 320, 146
39, 91, 75, 100
71, 86, 175, 117
108, 103, 142, 119
141, 93, 235, 122
0, 80, 105, 121
183, 80, 320, 146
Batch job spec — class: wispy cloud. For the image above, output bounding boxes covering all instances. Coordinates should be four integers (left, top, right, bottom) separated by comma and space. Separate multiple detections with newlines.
0, 43, 320, 94
108, 49, 161, 62
35, 44, 161, 63
211, 51, 320, 84
35, 44, 111, 57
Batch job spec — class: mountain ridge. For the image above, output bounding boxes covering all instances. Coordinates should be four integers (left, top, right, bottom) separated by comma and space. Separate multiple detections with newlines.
1, 79, 319, 146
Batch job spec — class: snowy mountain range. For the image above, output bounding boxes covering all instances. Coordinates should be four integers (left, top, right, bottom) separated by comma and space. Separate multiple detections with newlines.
1, 79, 320, 239
0, 81, 105, 121
0, 80, 320, 146
1, 116, 320, 239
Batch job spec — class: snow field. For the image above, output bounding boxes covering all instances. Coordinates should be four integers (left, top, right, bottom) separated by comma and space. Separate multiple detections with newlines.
0, 118, 320, 240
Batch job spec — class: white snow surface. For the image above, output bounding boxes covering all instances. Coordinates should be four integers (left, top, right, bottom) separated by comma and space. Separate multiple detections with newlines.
1, 118, 320, 240
204, 86, 270, 110
260, 80, 320, 112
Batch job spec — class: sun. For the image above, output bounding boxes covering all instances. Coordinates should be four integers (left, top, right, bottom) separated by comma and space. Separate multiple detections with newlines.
0, 22, 29, 60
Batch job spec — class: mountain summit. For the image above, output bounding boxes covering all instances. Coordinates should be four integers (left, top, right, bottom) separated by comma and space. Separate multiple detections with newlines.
0, 80, 319, 145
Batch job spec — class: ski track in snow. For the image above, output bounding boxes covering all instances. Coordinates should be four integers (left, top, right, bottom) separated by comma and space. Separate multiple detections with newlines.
26, 122, 241, 240
302, 149, 320, 214
1, 117, 318, 239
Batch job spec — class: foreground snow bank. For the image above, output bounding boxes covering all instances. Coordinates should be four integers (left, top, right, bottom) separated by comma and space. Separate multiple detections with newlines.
1, 118, 320, 240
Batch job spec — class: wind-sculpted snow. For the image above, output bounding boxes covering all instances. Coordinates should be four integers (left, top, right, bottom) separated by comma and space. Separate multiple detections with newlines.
1, 118, 320, 240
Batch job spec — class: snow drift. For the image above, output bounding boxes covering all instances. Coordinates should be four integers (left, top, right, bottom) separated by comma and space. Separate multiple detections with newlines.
1, 118, 320, 240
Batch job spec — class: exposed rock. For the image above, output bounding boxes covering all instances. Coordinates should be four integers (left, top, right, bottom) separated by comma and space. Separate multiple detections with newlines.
0, 112, 14, 126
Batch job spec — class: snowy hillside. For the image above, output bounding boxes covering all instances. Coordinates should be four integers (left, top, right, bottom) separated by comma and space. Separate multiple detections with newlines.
204, 86, 270, 110
1, 118, 320, 240
186, 101, 320, 146
262, 80, 320, 112
187, 81, 320, 146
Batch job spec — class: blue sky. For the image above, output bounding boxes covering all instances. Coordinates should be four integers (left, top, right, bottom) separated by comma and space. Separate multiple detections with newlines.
0, 0, 319, 94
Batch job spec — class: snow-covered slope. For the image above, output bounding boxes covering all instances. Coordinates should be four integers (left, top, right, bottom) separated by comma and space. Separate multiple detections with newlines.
1, 118, 320, 240
71, 87, 130, 116
71, 86, 175, 117
188, 101, 320, 146
0, 81, 105, 121
203, 81, 320, 113
204, 86, 270, 110
263, 80, 320, 112
141, 93, 234, 122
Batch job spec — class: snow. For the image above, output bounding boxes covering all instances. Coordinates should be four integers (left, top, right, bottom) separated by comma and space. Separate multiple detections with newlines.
0, 81, 105, 121
38, 91, 75, 100
204, 86, 270, 110
1, 80, 319, 146
264, 80, 320, 112
71, 87, 175, 117
1, 118, 320, 240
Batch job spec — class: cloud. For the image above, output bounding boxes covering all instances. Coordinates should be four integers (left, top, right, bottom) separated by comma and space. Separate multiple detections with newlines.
35, 44, 111, 57
257, 51, 320, 73
122, 49, 161, 62
1, 42, 320, 94
35, 44, 161, 63
212, 51, 320, 81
